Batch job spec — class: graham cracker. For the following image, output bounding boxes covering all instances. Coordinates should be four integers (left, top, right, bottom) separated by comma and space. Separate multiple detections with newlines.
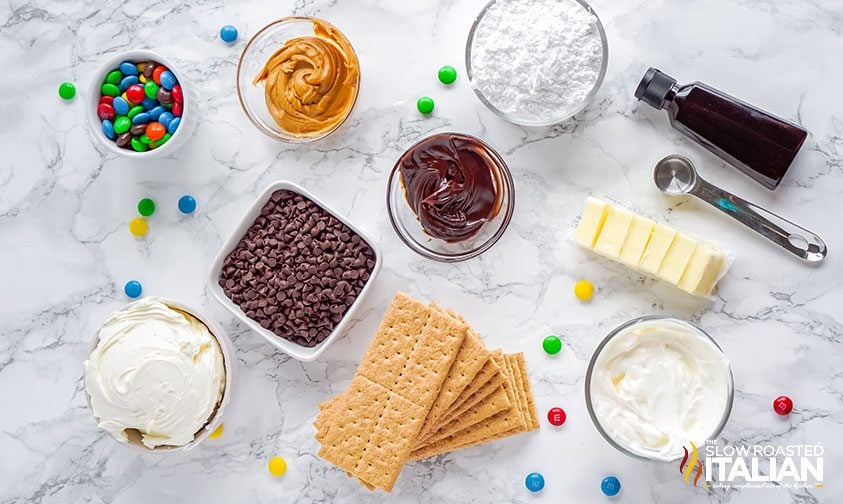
436, 350, 503, 422
504, 354, 529, 429
427, 359, 507, 434
417, 383, 511, 447
316, 292, 468, 491
514, 353, 539, 429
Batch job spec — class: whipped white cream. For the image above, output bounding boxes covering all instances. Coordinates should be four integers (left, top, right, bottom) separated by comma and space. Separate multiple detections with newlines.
589, 318, 731, 461
84, 298, 225, 449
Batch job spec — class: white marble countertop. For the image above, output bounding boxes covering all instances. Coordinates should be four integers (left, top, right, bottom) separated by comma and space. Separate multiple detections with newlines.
2, 0, 842, 502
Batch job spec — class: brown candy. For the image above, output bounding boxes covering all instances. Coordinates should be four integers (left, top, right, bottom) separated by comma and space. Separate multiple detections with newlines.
142, 62, 156, 79
157, 88, 173, 105
219, 190, 375, 347
129, 124, 147, 136
115, 132, 132, 148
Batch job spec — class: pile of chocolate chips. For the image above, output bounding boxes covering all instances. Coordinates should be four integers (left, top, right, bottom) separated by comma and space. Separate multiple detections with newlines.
219, 190, 376, 347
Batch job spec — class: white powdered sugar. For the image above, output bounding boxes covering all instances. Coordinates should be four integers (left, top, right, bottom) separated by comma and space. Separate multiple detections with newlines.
469, 0, 605, 123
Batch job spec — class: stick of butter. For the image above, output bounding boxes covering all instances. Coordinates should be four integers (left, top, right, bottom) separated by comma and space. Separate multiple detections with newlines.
573, 197, 727, 297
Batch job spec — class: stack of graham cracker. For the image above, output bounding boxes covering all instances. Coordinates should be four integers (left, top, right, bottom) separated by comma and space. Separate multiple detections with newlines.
313, 292, 539, 492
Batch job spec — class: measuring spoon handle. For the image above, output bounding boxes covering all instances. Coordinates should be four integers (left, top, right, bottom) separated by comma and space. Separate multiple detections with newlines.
693, 181, 827, 263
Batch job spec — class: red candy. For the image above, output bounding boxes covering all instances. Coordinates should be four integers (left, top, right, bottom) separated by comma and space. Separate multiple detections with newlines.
171, 84, 183, 103
125, 84, 145, 104
773, 396, 793, 416
172, 100, 183, 117
153, 65, 167, 85
99, 95, 114, 106
146, 122, 166, 141
547, 407, 566, 426
97, 103, 115, 120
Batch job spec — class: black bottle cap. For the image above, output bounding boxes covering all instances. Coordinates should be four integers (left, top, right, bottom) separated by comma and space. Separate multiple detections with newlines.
634, 67, 677, 110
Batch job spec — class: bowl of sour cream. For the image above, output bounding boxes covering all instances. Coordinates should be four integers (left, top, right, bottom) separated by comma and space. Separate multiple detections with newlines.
584, 316, 734, 461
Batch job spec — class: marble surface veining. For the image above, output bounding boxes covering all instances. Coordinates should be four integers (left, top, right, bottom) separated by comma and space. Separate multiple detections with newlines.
2, 0, 842, 502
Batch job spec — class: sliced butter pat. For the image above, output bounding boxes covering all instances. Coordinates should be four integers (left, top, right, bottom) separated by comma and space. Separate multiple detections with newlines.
638, 223, 677, 274
619, 215, 655, 266
657, 233, 698, 284
678, 244, 725, 296
574, 197, 610, 249
593, 206, 635, 259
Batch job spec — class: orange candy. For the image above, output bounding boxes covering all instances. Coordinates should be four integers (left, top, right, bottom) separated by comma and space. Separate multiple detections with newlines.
153, 65, 167, 85
146, 122, 166, 141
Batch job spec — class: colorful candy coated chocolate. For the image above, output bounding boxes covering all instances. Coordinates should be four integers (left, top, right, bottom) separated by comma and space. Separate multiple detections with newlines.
171, 85, 183, 103
127, 105, 144, 119
147, 106, 165, 121
157, 87, 173, 105
417, 96, 434, 114
167, 117, 181, 134
132, 112, 151, 125
172, 101, 183, 117
141, 97, 158, 109
773, 395, 793, 415
574, 279, 594, 301
99, 95, 113, 106
543, 335, 562, 355
159, 70, 177, 90
116, 132, 132, 148
125, 84, 145, 104
101, 83, 120, 97
547, 407, 566, 426
178, 195, 196, 214
112, 96, 129, 116
139, 134, 151, 145
58, 82, 76, 100
525, 472, 545, 492
144, 81, 160, 100
146, 122, 166, 141
113, 116, 131, 134
438, 65, 457, 84
137, 197, 156, 217
128, 217, 148, 236
105, 69, 123, 85
152, 65, 166, 85
123, 280, 142, 298
97, 103, 115, 121
158, 111, 174, 128
119, 61, 139, 76
220, 24, 238, 43
130, 136, 148, 152
119, 75, 139, 92
268, 457, 287, 477
130, 123, 146, 136
601, 476, 621, 496
101, 119, 115, 140
143, 62, 156, 79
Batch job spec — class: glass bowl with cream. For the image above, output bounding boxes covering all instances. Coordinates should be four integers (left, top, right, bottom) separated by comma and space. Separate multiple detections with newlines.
585, 316, 733, 461
84, 297, 235, 452
237, 17, 360, 142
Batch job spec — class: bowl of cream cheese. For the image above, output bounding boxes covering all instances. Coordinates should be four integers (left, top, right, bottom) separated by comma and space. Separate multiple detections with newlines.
584, 316, 733, 461
84, 297, 235, 452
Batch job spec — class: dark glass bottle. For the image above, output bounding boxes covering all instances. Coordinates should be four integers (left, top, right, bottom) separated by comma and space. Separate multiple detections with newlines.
635, 67, 808, 190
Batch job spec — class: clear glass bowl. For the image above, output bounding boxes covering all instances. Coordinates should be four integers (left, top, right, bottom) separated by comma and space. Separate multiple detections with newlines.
465, 0, 609, 126
584, 316, 734, 462
386, 132, 515, 262
236, 17, 360, 143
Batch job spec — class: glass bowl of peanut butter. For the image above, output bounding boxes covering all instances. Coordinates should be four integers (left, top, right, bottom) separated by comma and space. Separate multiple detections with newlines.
237, 17, 360, 143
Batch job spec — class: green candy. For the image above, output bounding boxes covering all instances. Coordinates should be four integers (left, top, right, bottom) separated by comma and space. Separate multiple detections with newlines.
144, 81, 160, 99
438, 65, 457, 85
113, 116, 131, 134
417, 96, 434, 115
140, 134, 151, 145
105, 70, 123, 85
542, 335, 563, 355
131, 136, 148, 152
58, 82, 76, 100
127, 105, 144, 119
160, 132, 171, 144
101, 83, 120, 97
137, 198, 156, 217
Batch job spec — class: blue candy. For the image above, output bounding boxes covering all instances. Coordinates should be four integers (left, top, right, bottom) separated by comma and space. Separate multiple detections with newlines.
178, 195, 196, 214
167, 117, 180, 134
147, 106, 165, 120
159, 70, 177, 90
219, 25, 238, 43
102, 119, 115, 140
141, 97, 159, 110
601, 476, 620, 497
119, 75, 139, 92
131, 112, 151, 124
112, 96, 129, 116
525, 473, 545, 492
158, 111, 174, 128
119, 61, 139, 76
124, 280, 142, 299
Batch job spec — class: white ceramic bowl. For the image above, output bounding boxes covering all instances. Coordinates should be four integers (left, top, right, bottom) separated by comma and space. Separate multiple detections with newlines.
86, 49, 197, 158
85, 297, 236, 453
207, 181, 382, 361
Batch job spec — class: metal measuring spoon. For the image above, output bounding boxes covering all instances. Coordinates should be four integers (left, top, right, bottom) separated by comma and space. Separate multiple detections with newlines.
653, 155, 827, 263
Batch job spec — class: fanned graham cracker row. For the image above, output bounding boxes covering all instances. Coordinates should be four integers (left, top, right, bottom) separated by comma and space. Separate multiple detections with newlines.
315, 292, 468, 492
417, 382, 511, 447
435, 350, 503, 424
514, 352, 540, 429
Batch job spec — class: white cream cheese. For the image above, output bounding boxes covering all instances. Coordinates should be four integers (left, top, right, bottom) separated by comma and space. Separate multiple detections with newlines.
589, 318, 731, 460
84, 298, 225, 449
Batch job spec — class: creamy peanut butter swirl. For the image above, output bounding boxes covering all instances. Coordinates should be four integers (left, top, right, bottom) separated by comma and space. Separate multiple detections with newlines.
253, 19, 359, 137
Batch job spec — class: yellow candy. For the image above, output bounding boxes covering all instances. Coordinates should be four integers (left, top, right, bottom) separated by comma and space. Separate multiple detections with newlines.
574, 280, 594, 301
208, 424, 223, 439
129, 217, 148, 237
121, 92, 128, 101
268, 456, 287, 477
139, 74, 148, 83
137, 63, 147, 72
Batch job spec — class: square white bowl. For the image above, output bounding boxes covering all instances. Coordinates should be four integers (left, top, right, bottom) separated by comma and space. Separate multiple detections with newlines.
207, 181, 382, 361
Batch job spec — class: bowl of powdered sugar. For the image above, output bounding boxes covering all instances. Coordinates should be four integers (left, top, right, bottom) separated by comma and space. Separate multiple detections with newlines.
466, 0, 608, 126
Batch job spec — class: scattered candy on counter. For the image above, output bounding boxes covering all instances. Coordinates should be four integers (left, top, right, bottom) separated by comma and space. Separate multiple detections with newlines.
601, 476, 621, 496
220, 24, 238, 43
208, 423, 224, 439
542, 334, 562, 355
123, 280, 143, 299
574, 279, 594, 301
129, 217, 148, 237
773, 395, 793, 416
178, 194, 197, 214
438, 65, 457, 85
525, 472, 545, 492
268, 456, 287, 477
547, 406, 566, 426
137, 198, 156, 217
417, 96, 435, 115
97, 60, 182, 151
58, 82, 76, 100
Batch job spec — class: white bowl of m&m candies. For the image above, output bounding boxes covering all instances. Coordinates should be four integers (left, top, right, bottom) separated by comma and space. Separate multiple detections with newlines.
87, 50, 195, 158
